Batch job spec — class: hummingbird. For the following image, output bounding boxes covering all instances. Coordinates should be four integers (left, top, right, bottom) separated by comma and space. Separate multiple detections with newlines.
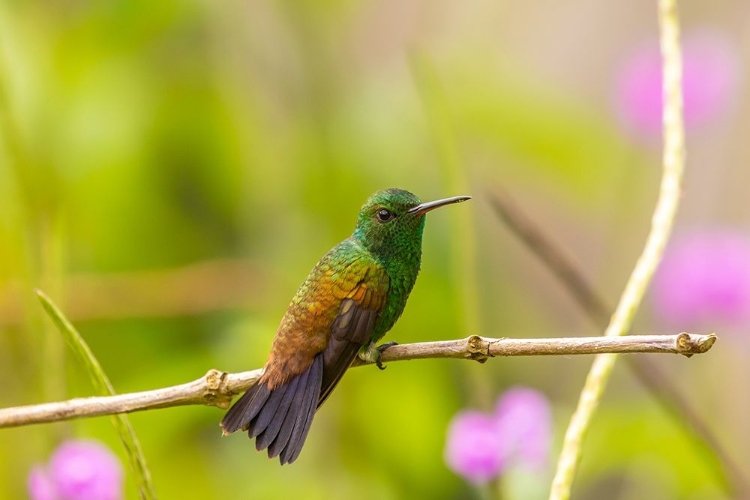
220, 188, 470, 464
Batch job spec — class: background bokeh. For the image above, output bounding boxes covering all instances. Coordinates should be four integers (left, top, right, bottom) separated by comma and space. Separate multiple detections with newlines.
1, 1, 748, 499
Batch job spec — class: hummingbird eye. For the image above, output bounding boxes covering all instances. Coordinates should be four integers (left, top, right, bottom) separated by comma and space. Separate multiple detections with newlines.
376, 208, 395, 223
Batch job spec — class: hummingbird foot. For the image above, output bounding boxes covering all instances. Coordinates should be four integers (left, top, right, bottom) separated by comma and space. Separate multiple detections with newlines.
375, 341, 398, 370
358, 341, 399, 370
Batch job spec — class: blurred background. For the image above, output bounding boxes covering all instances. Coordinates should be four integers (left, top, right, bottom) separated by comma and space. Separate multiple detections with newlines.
1, 1, 748, 499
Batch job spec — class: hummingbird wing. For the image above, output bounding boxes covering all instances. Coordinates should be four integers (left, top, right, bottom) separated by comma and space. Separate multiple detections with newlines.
220, 240, 389, 464
319, 262, 390, 405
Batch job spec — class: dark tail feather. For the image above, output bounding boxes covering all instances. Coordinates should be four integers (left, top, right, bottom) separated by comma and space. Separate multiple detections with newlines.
221, 354, 324, 465
255, 374, 301, 449
266, 368, 310, 459
280, 353, 323, 464
221, 382, 271, 434
246, 377, 292, 439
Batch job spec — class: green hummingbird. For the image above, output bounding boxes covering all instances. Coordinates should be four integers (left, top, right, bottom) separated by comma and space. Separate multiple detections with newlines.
221, 188, 470, 464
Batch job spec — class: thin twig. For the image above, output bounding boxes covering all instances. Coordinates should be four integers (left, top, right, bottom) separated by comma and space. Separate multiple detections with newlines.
550, 2, 686, 499
0, 333, 715, 429
489, 189, 748, 496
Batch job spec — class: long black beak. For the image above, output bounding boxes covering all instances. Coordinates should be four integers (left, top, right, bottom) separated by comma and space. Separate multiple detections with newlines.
407, 195, 471, 216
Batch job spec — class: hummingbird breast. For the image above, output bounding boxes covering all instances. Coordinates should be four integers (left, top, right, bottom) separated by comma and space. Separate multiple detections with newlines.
369, 243, 422, 343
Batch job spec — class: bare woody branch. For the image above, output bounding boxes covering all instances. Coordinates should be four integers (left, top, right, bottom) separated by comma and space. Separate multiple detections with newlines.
0, 333, 715, 429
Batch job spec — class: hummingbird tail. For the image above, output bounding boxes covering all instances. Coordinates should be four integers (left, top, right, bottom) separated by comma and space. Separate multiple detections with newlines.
220, 353, 324, 465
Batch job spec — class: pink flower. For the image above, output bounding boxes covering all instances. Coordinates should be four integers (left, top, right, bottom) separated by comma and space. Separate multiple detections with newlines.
28, 466, 58, 500
653, 230, 750, 329
445, 411, 507, 484
614, 30, 739, 139
444, 387, 552, 484
495, 387, 552, 471
28, 440, 123, 500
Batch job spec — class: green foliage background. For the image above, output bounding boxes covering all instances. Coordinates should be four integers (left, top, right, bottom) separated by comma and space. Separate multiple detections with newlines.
0, 2, 746, 499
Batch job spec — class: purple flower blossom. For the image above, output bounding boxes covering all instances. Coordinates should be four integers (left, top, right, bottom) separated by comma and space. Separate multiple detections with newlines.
28, 440, 123, 500
653, 230, 750, 329
28, 466, 58, 500
444, 387, 552, 485
614, 30, 739, 139
495, 387, 552, 471
445, 411, 507, 484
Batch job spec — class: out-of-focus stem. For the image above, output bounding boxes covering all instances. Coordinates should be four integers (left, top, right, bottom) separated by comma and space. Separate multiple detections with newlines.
549, 1, 685, 498
411, 54, 491, 408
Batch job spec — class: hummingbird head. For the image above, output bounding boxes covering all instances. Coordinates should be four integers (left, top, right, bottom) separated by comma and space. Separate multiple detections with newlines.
352, 188, 470, 262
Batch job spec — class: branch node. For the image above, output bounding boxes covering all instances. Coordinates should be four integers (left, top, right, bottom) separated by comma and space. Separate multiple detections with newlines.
673, 332, 717, 358
466, 335, 489, 363
697, 333, 717, 354
202, 369, 233, 408
675, 332, 693, 357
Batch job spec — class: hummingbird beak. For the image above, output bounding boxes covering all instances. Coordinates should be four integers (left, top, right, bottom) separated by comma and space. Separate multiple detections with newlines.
407, 195, 471, 216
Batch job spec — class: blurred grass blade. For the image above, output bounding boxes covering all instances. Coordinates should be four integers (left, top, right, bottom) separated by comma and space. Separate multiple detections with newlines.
36, 289, 157, 500
410, 54, 491, 406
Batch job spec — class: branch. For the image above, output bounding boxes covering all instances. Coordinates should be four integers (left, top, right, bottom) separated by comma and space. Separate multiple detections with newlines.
0, 333, 715, 429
